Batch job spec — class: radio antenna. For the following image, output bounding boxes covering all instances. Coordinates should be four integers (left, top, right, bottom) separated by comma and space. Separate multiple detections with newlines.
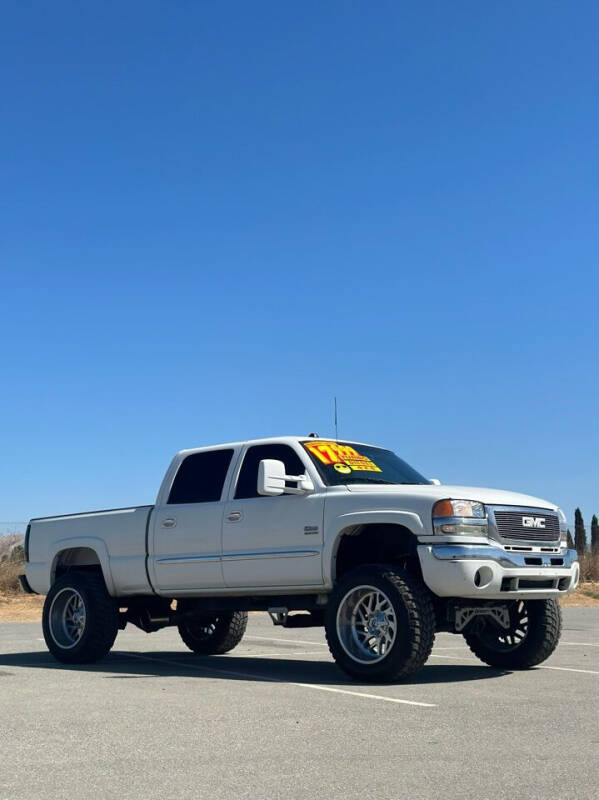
334, 397, 339, 440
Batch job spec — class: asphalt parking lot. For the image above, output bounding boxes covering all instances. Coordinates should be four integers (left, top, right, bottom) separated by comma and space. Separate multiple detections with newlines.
0, 608, 598, 800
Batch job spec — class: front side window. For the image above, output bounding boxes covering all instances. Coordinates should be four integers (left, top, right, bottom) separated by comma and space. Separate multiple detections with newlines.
235, 444, 306, 499
302, 440, 428, 487
168, 449, 234, 504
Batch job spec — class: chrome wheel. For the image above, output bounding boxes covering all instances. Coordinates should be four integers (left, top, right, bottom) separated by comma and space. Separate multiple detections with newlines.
336, 585, 397, 664
48, 588, 87, 649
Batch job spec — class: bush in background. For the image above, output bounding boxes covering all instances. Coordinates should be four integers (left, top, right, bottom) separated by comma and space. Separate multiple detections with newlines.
579, 552, 599, 582
0, 557, 24, 595
0, 534, 25, 595
0, 533, 24, 561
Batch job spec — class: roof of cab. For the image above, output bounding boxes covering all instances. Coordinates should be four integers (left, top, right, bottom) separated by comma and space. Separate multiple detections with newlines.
176, 435, 375, 457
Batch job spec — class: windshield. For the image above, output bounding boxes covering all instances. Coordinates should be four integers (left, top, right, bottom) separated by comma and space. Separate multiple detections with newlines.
301, 440, 429, 487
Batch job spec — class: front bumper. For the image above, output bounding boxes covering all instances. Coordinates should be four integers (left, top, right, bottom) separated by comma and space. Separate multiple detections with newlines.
418, 544, 579, 600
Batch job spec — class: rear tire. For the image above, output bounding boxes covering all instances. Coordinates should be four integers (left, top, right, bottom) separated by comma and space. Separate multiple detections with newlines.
463, 599, 561, 669
325, 565, 435, 682
42, 572, 119, 664
178, 611, 248, 655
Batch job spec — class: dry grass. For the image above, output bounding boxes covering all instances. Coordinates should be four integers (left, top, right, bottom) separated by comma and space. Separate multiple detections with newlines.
560, 582, 599, 607
0, 558, 23, 596
0, 553, 45, 621
0, 533, 24, 560
578, 551, 599, 582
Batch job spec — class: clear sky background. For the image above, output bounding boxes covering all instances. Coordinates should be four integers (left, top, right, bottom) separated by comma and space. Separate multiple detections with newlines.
1, 1, 597, 531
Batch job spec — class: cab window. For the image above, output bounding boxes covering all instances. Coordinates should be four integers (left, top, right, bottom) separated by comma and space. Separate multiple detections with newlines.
234, 444, 305, 499
168, 449, 234, 504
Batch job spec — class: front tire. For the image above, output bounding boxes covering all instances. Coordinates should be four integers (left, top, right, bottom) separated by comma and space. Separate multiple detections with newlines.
325, 565, 435, 682
463, 599, 562, 669
42, 572, 119, 664
178, 611, 248, 655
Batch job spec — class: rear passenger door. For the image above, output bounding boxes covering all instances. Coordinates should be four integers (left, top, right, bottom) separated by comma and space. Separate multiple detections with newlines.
222, 443, 325, 588
150, 448, 234, 593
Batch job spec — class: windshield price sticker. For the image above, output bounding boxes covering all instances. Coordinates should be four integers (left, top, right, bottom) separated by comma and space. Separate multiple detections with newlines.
304, 441, 382, 472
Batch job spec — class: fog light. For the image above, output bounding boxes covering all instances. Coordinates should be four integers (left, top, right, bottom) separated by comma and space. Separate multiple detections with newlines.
474, 566, 493, 589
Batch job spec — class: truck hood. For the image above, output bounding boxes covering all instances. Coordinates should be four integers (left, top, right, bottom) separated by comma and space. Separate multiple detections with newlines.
345, 483, 558, 511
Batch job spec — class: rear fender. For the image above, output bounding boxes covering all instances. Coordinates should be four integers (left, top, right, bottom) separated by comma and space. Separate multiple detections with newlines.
49, 537, 115, 595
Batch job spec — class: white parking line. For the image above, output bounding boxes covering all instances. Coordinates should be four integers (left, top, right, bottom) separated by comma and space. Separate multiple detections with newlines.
538, 665, 599, 675
429, 654, 470, 662
233, 651, 326, 659
245, 634, 328, 647
291, 683, 436, 707
561, 642, 599, 647
430, 653, 599, 675
247, 633, 598, 652
121, 651, 437, 707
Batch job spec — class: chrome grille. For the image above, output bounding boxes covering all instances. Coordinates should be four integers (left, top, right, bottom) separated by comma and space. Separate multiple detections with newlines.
493, 509, 560, 543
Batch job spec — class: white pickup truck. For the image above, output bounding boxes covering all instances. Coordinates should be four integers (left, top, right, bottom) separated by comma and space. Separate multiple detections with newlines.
22, 436, 579, 681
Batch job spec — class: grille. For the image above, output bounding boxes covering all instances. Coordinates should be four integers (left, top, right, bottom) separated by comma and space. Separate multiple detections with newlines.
493, 510, 560, 543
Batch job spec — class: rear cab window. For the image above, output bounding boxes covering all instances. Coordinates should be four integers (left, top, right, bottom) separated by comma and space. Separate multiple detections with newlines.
168, 449, 234, 504
302, 440, 429, 486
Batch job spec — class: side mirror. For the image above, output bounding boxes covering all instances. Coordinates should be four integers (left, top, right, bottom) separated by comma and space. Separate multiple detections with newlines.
257, 459, 314, 496
429, 478, 441, 486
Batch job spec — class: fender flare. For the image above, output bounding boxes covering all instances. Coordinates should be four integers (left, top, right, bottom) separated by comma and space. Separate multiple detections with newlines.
323, 510, 425, 586
49, 537, 116, 595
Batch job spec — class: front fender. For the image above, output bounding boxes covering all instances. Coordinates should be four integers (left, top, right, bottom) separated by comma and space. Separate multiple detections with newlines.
323, 510, 424, 587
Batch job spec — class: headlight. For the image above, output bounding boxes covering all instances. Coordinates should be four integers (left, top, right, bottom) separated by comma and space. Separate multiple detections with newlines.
432, 499, 488, 535
557, 507, 569, 546
433, 499, 486, 519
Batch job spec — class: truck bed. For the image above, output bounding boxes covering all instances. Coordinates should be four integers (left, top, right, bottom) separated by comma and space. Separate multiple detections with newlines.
26, 505, 154, 596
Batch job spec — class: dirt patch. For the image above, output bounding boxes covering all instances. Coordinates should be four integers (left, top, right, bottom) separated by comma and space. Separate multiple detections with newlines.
0, 557, 44, 620
0, 594, 44, 622
560, 582, 599, 607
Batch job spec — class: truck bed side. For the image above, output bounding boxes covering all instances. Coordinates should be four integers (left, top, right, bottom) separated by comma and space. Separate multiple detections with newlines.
26, 505, 154, 597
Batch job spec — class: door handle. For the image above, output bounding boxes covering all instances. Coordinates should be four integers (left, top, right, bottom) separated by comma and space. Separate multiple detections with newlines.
226, 511, 242, 523
162, 518, 177, 528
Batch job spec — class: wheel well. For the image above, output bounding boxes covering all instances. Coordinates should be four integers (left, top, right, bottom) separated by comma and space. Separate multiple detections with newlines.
52, 547, 105, 583
334, 524, 420, 580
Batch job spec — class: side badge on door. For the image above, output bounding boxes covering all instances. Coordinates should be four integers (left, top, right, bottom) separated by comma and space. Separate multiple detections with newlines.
304, 525, 319, 535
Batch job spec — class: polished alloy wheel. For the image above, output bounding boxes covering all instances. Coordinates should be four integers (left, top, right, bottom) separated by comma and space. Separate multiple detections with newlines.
48, 588, 87, 649
336, 585, 397, 664
479, 600, 529, 651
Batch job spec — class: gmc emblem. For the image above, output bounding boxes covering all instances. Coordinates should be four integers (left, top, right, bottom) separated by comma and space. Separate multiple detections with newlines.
522, 516, 546, 529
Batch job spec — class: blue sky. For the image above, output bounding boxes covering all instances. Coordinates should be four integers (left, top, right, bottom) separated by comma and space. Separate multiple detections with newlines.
1, 1, 597, 531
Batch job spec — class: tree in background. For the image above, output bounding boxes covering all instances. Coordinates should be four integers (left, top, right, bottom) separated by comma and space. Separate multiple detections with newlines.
574, 508, 586, 556
591, 514, 599, 555
9, 544, 24, 562
567, 529, 575, 549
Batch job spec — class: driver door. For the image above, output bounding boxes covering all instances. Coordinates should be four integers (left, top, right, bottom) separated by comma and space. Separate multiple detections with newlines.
222, 443, 325, 588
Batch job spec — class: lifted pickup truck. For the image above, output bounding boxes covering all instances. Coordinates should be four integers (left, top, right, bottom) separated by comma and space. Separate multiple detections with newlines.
22, 436, 579, 681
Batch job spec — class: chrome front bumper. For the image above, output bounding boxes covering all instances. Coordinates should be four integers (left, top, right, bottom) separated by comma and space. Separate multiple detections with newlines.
418, 544, 579, 600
